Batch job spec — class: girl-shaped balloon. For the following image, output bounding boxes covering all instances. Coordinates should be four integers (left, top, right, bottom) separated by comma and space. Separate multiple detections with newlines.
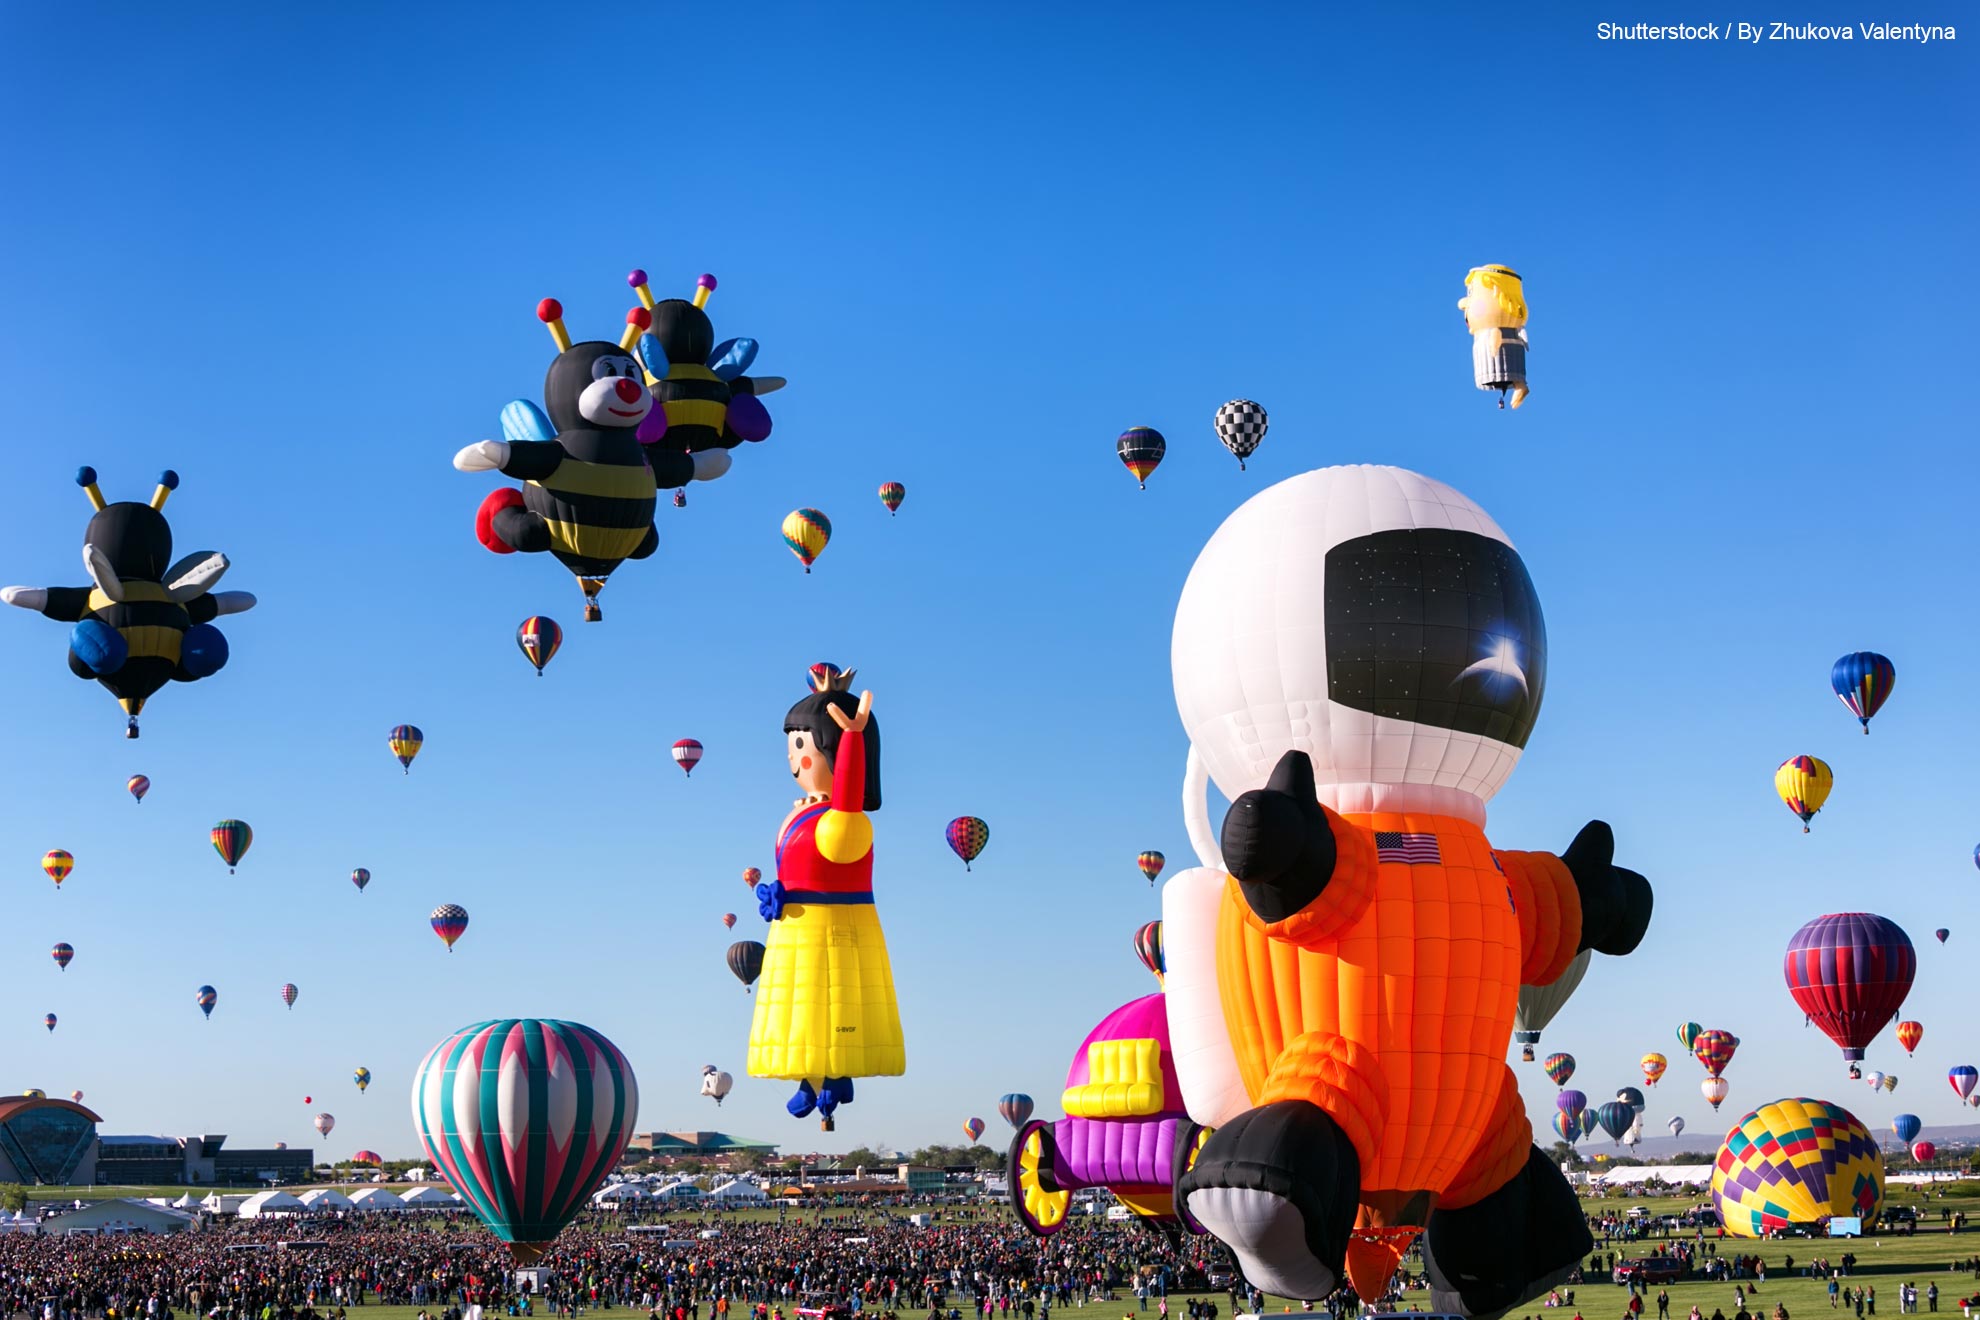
747, 667, 903, 1130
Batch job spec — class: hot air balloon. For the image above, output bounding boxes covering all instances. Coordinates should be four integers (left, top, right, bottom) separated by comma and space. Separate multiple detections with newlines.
1212, 400, 1268, 470
1667, 1116, 1685, 1139
962, 1117, 986, 1143
314, 1113, 335, 1137
280, 983, 298, 1010
878, 482, 905, 516
516, 616, 563, 676
1616, 1086, 1645, 1112
1936, 928, 1950, 944
211, 820, 251, 872
997, 1094, 1034, 1129
1783, 913, 1915, 1061
727, 940, 765, 991
1132, 920, 1165, 984
351, 867, 370, 893
1458, 266, 1530, 409
1775, 756, 1834, 832
1951, 1066, 1978, 1101
1116, 426, 1166, 489
48, 943, 73, 973
722, 913, 737, 930
1897, 1020, 1923, 1055
41, 849, 72, 889
1542, 1052, 1576, 1088
413, 1018, 639, 1263
781, 508, 831, 572
743, 866, 762, 888
1136, 850, 1165, 886
1515, 949, 1591, 1061
196, 985, 216, 1018
43, 1014, 56, 1033
1641, 1053, 1667, 1086
127, 774, 149, 803
1555, 1089, 1587, 1121
945, 816, 988, 870
354, 1067, 371, 1093
1551, 1110, 1580, 1143
1595, 1101, 1634, 1145
672, 739, 703, 776
1882, 1073, 1897, 1093
1892, 1113, 1921, 1144
389, 724, 423, 773
352, 1149, 382, 1166
1694, 1030, 1738, 1078
69, 1091, 82, 1103
1865, 1071, 1885, 1090
1711, 1098, 1883, 1236
1701, 1077, 1730, 1111
431, 904, 469, 951
1676, 1022, 1704, 1053
1831, 652, 1895, 733
0, 468, 258, 738
1912, 1140, 1935, 1162
700, 1065, 734, 1105
1580, 1109, 1599, 1140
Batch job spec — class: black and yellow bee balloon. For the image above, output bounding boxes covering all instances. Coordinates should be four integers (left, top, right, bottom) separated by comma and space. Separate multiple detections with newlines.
2, 468, 257, 737
455, 268, 783, 621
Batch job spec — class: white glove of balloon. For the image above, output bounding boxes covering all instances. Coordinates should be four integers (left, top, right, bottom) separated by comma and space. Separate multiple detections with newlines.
453, 440, 511, 473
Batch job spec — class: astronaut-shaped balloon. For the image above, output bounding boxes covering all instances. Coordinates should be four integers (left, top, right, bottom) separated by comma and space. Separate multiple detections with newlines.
2, 468, 256, 737
1163, 465, 1651, 1314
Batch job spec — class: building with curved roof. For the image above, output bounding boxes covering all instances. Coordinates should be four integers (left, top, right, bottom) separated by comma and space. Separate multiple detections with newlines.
0, 1096, 104, 1185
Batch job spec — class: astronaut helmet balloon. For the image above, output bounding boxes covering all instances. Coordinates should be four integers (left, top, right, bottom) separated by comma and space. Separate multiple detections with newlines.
1163, 466, 1652, 1306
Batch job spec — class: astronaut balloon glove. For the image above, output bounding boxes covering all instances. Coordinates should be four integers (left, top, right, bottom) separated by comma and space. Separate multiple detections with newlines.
1220, 749, 1339, 923
1561, 820, 1653, 956
755, 880, 785, 922
0, 587, 47, 611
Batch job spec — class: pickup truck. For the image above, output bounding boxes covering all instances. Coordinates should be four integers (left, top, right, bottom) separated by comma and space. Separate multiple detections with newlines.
1614, 1259, 1688, 1285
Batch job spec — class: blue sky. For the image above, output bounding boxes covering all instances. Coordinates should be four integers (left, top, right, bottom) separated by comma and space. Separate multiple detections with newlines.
0, 3, 1973, 1167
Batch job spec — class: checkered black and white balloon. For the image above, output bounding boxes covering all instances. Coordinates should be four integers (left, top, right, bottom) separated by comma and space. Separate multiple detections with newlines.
1213, 399, 1269, 469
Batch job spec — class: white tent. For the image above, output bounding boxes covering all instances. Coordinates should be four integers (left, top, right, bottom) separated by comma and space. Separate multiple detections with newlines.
199, 1193, 248, 1215
298, 1189, 355, 1210
169, 1194, 198, 1209
708, 1179, 768, 1203
593, 1183, 653, 1206
238, 1190, 308, 1218
349, 1187, 404, 1211
651, 1180, 704, 1201
41, 1200, 191, 1236
1592, 1164, 1714, 1187
399, 1185, 454, 1208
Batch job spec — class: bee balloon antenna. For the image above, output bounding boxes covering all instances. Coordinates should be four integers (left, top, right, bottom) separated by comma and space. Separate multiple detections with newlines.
693, 273, 716, 310
537, 298, 572, 353
150, 470, 179, 511
76, 467, 106, 512
628, 268, 656, 313
619, 306, 652, 351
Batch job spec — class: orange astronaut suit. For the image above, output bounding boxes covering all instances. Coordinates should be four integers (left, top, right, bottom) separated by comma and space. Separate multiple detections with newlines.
1217, 805, 1581, 1217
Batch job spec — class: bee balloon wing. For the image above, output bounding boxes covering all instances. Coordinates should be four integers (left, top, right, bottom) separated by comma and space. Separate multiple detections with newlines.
636, 333, 669, 383
82, 544, 127, 603
499, 400, 556, 445
164, 551, 229, 603
706, 337, 759, 381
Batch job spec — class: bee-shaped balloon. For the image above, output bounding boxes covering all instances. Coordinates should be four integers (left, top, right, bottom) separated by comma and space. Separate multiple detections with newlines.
2, 469, 257, 737
455, 287, 740, 621
629, 269, 785, 502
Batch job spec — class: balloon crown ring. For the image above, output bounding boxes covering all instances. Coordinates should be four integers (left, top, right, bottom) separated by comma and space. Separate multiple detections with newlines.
808, 663, 855, 693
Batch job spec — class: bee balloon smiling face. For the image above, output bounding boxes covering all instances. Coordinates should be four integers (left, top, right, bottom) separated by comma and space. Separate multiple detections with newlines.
551, 343, 652, 432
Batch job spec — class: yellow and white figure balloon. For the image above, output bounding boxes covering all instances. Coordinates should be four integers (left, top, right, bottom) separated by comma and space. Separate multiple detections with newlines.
412, 1018, 638, 1264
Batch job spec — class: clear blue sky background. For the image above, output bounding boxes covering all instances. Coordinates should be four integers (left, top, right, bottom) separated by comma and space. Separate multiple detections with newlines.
0, 4, 1973, 1169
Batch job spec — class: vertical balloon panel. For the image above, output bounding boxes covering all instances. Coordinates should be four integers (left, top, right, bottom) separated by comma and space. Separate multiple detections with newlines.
412, 1018, 639, 1262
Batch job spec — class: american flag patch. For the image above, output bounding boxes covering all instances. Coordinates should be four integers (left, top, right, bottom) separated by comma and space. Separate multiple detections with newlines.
1375, 831, 1441, 864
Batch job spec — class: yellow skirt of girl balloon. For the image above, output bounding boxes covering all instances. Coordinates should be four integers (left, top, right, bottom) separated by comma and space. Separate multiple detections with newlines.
746, 900, 905, 1082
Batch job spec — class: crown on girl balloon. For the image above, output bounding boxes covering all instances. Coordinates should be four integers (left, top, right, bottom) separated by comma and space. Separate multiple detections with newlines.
808, 663, 855, 693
